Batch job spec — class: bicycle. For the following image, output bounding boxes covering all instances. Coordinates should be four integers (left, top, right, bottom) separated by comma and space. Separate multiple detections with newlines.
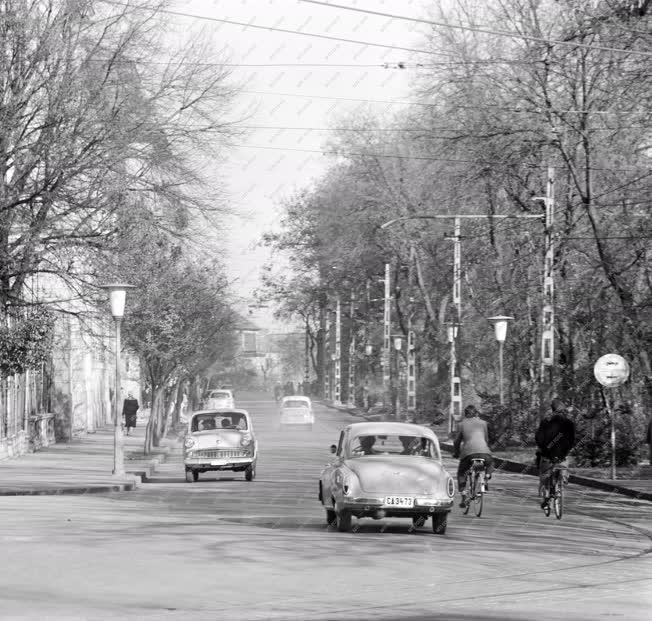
461, 458, 487, 517
540, 459, 566, 520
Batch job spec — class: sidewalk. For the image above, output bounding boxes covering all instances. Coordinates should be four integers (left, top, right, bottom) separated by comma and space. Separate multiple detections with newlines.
319, 400, 652, 503
0, 424, 177, 496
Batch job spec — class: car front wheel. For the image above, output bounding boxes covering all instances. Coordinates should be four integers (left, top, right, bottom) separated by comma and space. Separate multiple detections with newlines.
245, 464, 256, 481
326, 509, 336, 525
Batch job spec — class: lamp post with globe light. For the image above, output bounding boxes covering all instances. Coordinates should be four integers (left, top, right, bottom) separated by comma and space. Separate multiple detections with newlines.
100, 283, 135, 476
488, 315, 514, 406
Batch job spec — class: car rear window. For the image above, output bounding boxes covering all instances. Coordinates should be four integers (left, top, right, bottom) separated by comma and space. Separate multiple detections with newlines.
284, 400, 309, 408
209, 391, 230, 399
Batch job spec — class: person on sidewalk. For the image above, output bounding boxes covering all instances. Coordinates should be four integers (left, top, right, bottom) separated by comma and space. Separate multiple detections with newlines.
453, 405, 494, 508
646, 415, 652, 465
122, 393, 139, 436
535, 398, 576, 508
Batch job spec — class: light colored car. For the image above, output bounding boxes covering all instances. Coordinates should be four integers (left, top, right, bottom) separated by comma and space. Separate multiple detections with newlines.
279, 395, 314, 429
205, 389, 235, 410
319, 422, 455, 533
183, 409, 257, 482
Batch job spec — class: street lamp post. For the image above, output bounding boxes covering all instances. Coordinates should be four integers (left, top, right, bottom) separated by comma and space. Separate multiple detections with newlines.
100, 283, 135, 477
393, 336, 403, 420
488, 316, 514, 406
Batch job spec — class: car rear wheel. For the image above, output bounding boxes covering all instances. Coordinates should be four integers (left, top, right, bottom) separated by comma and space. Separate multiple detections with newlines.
245, 464, 256, 481
412, 516, 427, 529
185, 470, 194, 483
432, 513, 447, 535
336, 509, 352, 532
326, 509, 336, 525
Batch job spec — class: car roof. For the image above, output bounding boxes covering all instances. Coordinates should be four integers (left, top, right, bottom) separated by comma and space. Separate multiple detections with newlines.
190, 409, 249, 418
209, 389, 232, 395
344, 421, 437, 439
281, 395, 310, 402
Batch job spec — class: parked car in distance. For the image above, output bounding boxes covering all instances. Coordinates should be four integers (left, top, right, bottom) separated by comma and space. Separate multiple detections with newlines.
319, 422, 455, 533
183, 409, 257, 482
205, 389, 234, 410
279, 395, 314, 429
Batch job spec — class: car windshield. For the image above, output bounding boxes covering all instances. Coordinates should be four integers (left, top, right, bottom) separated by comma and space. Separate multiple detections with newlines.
283, 400, 309, 408
191, 413, 247, 432
209, 391, 230, 399
348, 434, 437, 458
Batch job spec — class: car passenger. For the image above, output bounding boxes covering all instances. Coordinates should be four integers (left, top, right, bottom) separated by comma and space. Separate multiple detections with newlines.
221, 418, 231, 428
200, 418, 215, 431
358, 435, 376, 455
399, 436, 417, 455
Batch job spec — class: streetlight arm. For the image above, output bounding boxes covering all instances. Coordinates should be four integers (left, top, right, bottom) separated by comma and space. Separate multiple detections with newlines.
380, 214, 544, 229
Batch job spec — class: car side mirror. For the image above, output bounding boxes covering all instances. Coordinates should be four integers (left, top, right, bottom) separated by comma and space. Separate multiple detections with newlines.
330, 444, 337, 454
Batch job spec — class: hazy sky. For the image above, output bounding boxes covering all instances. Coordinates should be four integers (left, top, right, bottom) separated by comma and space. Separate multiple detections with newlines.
170, 0, 428, 328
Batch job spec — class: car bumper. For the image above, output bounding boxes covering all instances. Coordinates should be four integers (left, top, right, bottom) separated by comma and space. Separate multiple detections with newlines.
337, 497, 453, 516
184, 456, 255, 471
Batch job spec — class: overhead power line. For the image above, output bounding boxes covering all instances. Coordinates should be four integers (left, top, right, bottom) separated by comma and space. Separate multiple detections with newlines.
241, 89, 641, 116
231, 143, 644, 172
301, 0, 652, 59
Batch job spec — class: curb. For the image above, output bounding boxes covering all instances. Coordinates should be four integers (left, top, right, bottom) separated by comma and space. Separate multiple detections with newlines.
318, 400, 652, 503
0, 482, 137, 496
0, 439, 174, 496
438, 441, 652, 503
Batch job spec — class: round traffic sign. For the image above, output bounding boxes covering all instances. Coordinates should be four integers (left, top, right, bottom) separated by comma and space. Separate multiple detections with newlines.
593, 354, 630, 388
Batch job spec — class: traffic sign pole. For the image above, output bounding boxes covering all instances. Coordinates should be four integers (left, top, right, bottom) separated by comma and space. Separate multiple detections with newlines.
594, 354, 630, 480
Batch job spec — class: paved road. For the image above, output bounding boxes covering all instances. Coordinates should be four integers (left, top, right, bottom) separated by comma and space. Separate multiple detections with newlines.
1, 397, 650, 620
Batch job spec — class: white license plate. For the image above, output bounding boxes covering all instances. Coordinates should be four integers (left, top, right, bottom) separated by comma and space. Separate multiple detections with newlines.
384, 496, 414, 508
211, 460, 225, 466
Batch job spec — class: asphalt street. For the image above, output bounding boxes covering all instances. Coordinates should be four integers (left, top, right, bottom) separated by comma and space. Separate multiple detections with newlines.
0, 397, 650, 621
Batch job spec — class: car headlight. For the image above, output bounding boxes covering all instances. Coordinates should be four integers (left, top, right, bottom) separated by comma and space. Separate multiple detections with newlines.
446, 476, 455, 497
240, 433, 252, 446
184, 437, 195, 449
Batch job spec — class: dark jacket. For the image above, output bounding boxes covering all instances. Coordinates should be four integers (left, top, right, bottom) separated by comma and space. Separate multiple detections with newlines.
122, 398, 139, 426
535, 414, 576, 460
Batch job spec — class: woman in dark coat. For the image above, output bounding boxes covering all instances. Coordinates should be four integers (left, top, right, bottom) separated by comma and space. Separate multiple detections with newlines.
122, 393, 139, 436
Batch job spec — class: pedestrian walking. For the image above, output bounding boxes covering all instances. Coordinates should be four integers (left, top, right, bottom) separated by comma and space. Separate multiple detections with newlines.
646, 415, 652, 465
122, 392, 139, 436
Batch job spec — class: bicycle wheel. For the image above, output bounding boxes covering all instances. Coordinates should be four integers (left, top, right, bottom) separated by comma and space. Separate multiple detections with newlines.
553, 473, 563, 520
462, 472, 471, 515
474, 471, 484, 517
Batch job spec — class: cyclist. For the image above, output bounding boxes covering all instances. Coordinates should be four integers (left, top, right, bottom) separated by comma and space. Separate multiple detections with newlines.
453, 405, 494, 508
535, 398, 576, 509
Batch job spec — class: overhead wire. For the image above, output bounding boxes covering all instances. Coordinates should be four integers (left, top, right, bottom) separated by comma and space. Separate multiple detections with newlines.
230, 143, 646, 173
300, 0, 652, 58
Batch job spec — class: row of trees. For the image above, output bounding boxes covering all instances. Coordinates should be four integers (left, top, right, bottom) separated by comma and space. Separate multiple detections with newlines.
261, 0, 651, 461
1, 1, 239, 452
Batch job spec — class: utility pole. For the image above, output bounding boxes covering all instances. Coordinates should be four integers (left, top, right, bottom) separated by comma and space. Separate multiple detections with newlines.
317, 303, 326, 399
348, 291, 355, 406
304, 320, 310, 391
324, 309, 331, 401
334, 296, 342, 405
406, 246, 416, 419
382, 263, 391, 408
539, 167, 555, 410
450, 217, 462, 431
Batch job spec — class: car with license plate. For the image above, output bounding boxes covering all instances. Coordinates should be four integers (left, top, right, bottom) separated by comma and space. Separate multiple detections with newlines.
183, 409, 257, 482
279, 395, 314, 429
319, 422, 455, 533
204, 389, 235, 410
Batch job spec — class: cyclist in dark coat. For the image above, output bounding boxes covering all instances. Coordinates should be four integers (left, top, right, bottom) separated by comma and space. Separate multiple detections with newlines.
535, 398, 576, 507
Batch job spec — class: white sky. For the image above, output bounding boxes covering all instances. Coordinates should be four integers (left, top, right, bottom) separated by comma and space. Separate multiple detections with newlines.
171, 0, 428, 328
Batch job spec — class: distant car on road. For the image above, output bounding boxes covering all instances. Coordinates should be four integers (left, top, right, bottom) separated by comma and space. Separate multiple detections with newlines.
279, 395, 314, 429
204, 389, 235, 410
183, 409, 257, 482
319, 422, 455, 533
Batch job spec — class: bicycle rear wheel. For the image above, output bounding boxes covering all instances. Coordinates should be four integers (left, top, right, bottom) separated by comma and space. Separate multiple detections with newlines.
553, 473, 563, 520
462, 472, 472, 515
474, 471, 484, 517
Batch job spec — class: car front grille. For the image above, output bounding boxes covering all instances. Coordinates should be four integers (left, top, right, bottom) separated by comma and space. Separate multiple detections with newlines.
190, 449, 249, 459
